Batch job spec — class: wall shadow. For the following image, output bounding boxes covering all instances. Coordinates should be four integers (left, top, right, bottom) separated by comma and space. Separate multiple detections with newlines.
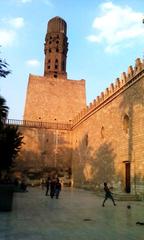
73, 134, 116, 190
92, 142, 116, 187
14, 127, 72, 180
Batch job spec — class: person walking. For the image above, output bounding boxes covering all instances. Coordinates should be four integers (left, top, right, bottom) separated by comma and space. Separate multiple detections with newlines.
45, 177, 51, 196
41, 178, 45, 190
50, 178, 56, 198
55, 178, 61, 199
102, 182, 116, 207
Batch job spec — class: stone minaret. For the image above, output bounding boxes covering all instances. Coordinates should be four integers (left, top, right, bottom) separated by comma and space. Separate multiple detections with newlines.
44, 16, 68, 79
24, 17, 86, 123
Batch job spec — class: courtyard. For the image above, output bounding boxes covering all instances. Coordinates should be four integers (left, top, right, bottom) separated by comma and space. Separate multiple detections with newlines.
0, 187, 144, 240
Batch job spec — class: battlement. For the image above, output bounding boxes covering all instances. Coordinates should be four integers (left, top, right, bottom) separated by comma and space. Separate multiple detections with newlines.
72, 58, 144, 127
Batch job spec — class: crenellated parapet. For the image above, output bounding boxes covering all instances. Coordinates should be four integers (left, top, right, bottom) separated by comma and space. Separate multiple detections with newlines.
72, 58, 144, 126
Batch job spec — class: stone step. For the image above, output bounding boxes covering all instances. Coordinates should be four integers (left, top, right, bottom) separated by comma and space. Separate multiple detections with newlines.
114, 193, 141, 201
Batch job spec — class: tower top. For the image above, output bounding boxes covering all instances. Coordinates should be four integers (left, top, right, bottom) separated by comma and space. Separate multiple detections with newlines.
47, 16, 67, 35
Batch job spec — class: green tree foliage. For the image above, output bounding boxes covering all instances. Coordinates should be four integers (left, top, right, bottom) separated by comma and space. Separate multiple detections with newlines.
0, 125, 23, 171
0, 58, 11, 78
0, 54, 23, 175
0, 96, 9, 127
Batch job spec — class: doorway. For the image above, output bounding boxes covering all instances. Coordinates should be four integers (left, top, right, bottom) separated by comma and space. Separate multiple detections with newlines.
125, 162, 131, 193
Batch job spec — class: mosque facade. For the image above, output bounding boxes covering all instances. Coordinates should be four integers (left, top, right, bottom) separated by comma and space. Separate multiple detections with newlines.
16, 16, 144, 195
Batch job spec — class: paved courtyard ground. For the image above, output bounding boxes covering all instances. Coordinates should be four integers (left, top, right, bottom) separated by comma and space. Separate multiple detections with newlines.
0, 187, 144, 240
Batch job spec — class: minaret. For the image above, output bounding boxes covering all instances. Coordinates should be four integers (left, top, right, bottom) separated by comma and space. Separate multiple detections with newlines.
44, 16, 68, 79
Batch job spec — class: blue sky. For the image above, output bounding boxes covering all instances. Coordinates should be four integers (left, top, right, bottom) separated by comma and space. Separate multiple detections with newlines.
0, 0, 144, 120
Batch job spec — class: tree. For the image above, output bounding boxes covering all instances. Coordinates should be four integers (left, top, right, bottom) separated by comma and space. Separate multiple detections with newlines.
0, 54, 23, 178
0, 125, 23, 172
0, 56, 10, 125
0, 96, 9, 127
0, 58, 11, 78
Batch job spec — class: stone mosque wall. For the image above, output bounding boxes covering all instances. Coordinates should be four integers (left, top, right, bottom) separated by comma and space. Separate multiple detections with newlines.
71, 58, 144, 194
16, 125, 72, 178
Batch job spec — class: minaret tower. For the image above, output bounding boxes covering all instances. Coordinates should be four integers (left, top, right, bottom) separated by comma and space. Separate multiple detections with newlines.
44, 16, 68, 79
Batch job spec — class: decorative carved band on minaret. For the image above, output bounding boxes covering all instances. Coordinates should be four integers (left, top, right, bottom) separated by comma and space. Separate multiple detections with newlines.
44, 16, 68, 79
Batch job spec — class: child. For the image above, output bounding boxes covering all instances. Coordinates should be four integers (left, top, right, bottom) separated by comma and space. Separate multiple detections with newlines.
102, 182, 116, 207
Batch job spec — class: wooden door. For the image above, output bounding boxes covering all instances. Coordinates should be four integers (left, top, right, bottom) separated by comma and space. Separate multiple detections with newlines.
125, 162, 131, 193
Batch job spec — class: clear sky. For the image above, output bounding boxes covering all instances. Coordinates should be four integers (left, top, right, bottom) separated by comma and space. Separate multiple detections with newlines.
0, 0, 144, 120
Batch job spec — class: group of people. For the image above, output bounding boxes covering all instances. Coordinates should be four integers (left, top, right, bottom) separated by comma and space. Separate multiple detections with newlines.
43, 178, 116, 205
44, 177, 61, 199
14, 177, 28, 192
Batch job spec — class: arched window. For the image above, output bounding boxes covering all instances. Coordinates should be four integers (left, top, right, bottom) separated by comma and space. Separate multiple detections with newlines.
123, 114, 129, 134
85, 134, 88, 147
101, 126, 105, 139
54, 72, 57, 78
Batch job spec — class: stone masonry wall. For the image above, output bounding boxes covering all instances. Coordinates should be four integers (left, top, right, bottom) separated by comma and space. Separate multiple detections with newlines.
17, 58, 144, 194
24, 75, 86, 123
16, 126, 72, 177
71, 60, 144, 194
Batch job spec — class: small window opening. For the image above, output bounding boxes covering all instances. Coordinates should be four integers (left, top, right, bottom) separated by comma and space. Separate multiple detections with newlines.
85, 134, 88, 147
101, 126, 105, 139
123, 114, 129, 134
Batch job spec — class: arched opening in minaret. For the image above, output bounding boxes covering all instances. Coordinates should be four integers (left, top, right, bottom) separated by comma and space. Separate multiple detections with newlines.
54, 72, 57, 78
55, 59, 58, 70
